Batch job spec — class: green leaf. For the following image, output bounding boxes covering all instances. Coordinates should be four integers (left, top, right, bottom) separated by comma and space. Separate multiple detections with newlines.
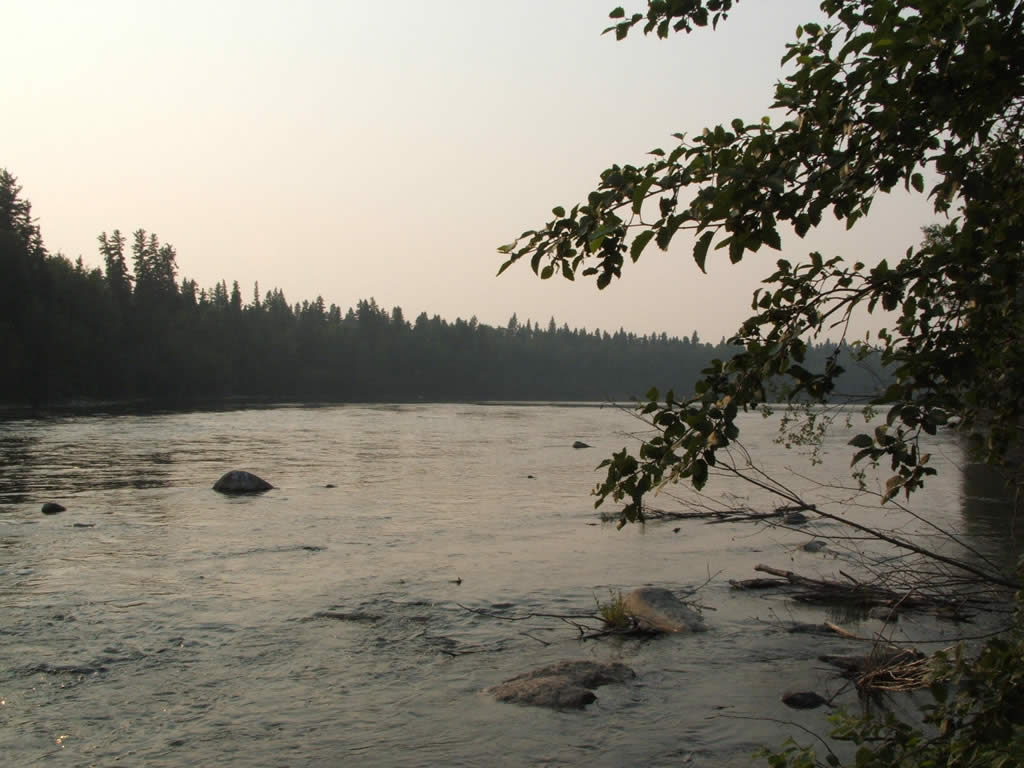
910, 173, 924, 193
631, 177, 655, 215
630, 230, 655, 262
609, 6, 625, 19
540, 264, 554, 280
552, 206, 565, 217
848, 433, 874, 448
693, 231, 714, 273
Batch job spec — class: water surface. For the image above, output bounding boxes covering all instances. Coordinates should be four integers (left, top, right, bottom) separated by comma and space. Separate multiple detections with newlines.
0, 404, 1015, 766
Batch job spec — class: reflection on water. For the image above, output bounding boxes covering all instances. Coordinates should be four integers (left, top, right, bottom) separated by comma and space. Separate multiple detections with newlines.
960, 458, 1021, 571
0, 404, 1018, 767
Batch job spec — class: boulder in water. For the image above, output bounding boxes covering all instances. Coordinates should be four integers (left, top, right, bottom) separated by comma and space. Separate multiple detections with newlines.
782, 691, 829, 710
213, 471, 273, 494
622, 586, 706, 633
489, 660, 634, 709
572, 441, 591, 449
41, 502, 66, 515
868, 605, 900, 622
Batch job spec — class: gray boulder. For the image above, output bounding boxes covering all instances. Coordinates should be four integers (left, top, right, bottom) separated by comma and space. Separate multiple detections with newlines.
213, 471, 273, 494
622, 587, 706, 633
41, 502, 66, 515
489, 660, 634, 710
572, 440, 591, 449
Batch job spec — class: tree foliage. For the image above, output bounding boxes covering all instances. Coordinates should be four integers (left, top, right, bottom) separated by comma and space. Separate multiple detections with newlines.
500, 0, 1024, 521
1, 170, 884, 407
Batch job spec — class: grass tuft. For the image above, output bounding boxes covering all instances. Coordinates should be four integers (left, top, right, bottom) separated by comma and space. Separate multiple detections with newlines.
596, 590, 631, 629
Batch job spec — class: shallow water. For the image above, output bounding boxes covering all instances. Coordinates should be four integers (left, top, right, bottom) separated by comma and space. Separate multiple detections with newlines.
0, 404, 1016, 766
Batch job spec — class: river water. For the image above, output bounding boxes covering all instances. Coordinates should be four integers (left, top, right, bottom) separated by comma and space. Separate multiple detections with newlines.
0, 404, 1017, 766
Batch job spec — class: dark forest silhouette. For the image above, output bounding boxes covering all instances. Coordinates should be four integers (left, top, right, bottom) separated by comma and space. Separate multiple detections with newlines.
1, 169, 885, 407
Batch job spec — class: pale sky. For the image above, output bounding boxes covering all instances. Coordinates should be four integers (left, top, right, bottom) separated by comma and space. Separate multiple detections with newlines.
4, 0, 936, 341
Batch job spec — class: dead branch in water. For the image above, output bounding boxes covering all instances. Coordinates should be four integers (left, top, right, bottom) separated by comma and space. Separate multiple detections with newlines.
729, 577, 790, 590
629, 503, 815, 525
751, 564, 973, 617
819, 646, 936, 693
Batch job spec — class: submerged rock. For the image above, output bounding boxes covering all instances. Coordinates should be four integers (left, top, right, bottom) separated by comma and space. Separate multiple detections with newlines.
802, 540, 828, 553
213, 470, 273, 494
572, 441, 591, 449
622, 587, 706, 633
489, 660, 634, 710
782, 691, 829, 710
868, 605, 900, 622
783, 511, 809, 525
41, 502, 66, 515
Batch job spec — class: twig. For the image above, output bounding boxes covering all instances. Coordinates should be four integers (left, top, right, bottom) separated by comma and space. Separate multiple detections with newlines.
519, 631, 552, 647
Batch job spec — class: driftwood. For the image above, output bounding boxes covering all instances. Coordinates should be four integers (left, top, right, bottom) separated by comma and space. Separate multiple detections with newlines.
781, 621, 862, 639
641, 504, 816, 525
729, 577, 790, 590
820, 647, 932, 692
752, 564, 967, 615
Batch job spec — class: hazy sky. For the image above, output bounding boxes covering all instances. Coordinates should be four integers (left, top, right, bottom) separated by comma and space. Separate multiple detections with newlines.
5, 0, 936, 341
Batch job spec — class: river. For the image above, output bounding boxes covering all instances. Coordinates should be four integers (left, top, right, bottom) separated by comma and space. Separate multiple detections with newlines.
0, 404, 1016, 766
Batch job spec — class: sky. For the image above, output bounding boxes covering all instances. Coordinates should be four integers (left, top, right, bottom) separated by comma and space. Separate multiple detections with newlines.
4, 0, 937, 342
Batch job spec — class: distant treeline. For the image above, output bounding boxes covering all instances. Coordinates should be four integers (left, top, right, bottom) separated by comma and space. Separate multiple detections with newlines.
1, 170, 886, 407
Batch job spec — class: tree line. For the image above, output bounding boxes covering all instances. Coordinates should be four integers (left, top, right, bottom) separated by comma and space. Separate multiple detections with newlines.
1, 169, 884, 408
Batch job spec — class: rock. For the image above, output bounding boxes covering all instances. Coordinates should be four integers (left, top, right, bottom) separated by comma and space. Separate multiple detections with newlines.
622, 587, 706, 633
782, 691, 829, 710
783, 511, 809, 525
489, 660, 634, 710
868, 605, 900, 622
41, 502, 66, 515
324, 483, 336, 488
213, 470, 273, 494
802, 539, 828, 552
572, 441, 591, 449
